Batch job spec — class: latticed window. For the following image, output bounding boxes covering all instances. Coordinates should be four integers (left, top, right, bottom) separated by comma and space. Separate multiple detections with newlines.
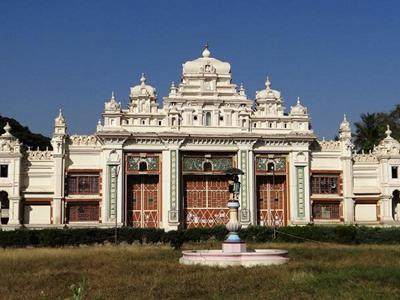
68, 203, 99, 222
311, 175, 339, 194
313, 202, 340, 219
67, 174, 99, 195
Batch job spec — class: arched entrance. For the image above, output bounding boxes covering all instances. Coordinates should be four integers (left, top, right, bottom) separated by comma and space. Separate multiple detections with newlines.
0, 191, 9, 224
392, 190, 400, 221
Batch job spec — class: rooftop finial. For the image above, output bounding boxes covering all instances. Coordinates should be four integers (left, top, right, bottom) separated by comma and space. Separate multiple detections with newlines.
385, 124, 392, 138
140, 73, 146, 85
111, 91, 115, 100
343, 113, 347, 122
296, 96, 301, 105
202, 42, 211, 58
56, 108, 65, 124
265, 76, 271, 89
3, 122, 12, 137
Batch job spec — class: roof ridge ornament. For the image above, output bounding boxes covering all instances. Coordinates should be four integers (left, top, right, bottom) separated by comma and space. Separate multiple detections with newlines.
202, 42, 211, 58
296, 96, 301, 105
385, 124, 392, 138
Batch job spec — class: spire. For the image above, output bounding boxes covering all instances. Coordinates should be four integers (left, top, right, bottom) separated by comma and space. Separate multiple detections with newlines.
140, 73, 146, 86
339, 113, 351, 141
239, 82, 246, 96
55, 108, 65, 124
265, 76, 271, 89
385, 124, 392, 138
54, 108, 67, 135
202, 42, 211, 58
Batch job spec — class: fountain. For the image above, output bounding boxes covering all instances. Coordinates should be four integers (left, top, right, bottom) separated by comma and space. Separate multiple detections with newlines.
180, 168, 289, 267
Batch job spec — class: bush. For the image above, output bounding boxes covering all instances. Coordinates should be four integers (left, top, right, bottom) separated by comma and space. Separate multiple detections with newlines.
2, 225, 400, 248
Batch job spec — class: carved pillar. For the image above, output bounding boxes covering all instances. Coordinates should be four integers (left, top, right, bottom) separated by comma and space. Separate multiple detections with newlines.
161, 138, 184, 230
290, 150, 311, 225
104, 149, 122, 225
237, 142, 255, 225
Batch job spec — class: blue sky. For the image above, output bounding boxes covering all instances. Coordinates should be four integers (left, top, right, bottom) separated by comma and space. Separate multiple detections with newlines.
1, 0, 399, 138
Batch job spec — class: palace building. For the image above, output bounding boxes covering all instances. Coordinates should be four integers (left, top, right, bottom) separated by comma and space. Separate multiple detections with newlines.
1, 45, 400, 229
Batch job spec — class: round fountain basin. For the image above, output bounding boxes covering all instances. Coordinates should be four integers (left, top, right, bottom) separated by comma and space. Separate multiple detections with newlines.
180, 249, 289, 267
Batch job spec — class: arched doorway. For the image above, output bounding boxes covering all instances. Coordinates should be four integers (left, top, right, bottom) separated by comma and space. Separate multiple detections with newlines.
0, 191, 9, 224
392, 190, 400, 220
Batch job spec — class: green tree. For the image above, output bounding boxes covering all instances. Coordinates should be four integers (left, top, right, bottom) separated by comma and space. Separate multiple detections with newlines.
0, 115, 52, 150
354, 113, 385, 152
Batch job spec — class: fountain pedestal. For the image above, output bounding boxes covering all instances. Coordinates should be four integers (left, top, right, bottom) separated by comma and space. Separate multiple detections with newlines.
180, 198, 289, 267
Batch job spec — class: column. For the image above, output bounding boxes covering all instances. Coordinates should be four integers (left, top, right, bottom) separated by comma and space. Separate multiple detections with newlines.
290, 151, 311, 225
162, 148, 180, 230
238, 147, 251, 225
52, 154, 64, 225
104, 149, 123, 225
342, 157, 355, 224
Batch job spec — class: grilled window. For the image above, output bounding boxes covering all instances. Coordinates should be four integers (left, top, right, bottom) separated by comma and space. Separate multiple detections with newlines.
311, 175, 339, 194
67, 174, 99, 195
313, 202, 340, 219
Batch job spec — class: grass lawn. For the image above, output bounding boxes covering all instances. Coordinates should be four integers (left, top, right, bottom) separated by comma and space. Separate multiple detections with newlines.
0, 242, 399, 300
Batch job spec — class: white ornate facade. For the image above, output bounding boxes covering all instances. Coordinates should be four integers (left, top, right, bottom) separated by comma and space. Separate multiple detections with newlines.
1, 46, 400, 229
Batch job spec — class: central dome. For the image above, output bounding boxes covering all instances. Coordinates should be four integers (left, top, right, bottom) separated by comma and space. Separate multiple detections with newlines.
182, 44, 231, 75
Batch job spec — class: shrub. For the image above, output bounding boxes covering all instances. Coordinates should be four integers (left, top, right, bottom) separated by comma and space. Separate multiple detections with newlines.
2, 225, 400, 248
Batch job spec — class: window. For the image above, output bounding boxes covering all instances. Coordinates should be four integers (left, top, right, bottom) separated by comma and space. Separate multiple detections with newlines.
205, 112, 212, 126
392, 166, 398, 179
158, 120, 162, 126
311, 175, 339, 194
313, 202, 340, 219
219, 116, 224, 121
67, 174, 99, 195
194, 116, 198, 121
0, 165, 8, 178
68, 202, 99, 222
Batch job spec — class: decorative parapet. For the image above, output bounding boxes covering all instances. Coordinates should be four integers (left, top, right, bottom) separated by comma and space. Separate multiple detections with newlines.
27, 149, 53, 161
68, 135, 101, 146
317, 140, 341, 151
353, 152, 378, 163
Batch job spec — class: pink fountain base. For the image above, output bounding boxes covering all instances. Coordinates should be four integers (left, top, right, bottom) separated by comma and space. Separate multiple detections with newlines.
180, 248, 289, 267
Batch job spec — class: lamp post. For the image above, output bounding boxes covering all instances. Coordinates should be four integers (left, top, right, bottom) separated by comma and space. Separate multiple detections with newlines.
224, 168, 245, 247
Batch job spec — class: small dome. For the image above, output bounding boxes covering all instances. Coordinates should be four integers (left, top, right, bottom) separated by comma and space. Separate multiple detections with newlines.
256, 77, 281, 100
290, 97, 307, 115
182, 44, 231, 75
376, 125, 400, 152
104, 92, 121, 112
130, 73, 156, 98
